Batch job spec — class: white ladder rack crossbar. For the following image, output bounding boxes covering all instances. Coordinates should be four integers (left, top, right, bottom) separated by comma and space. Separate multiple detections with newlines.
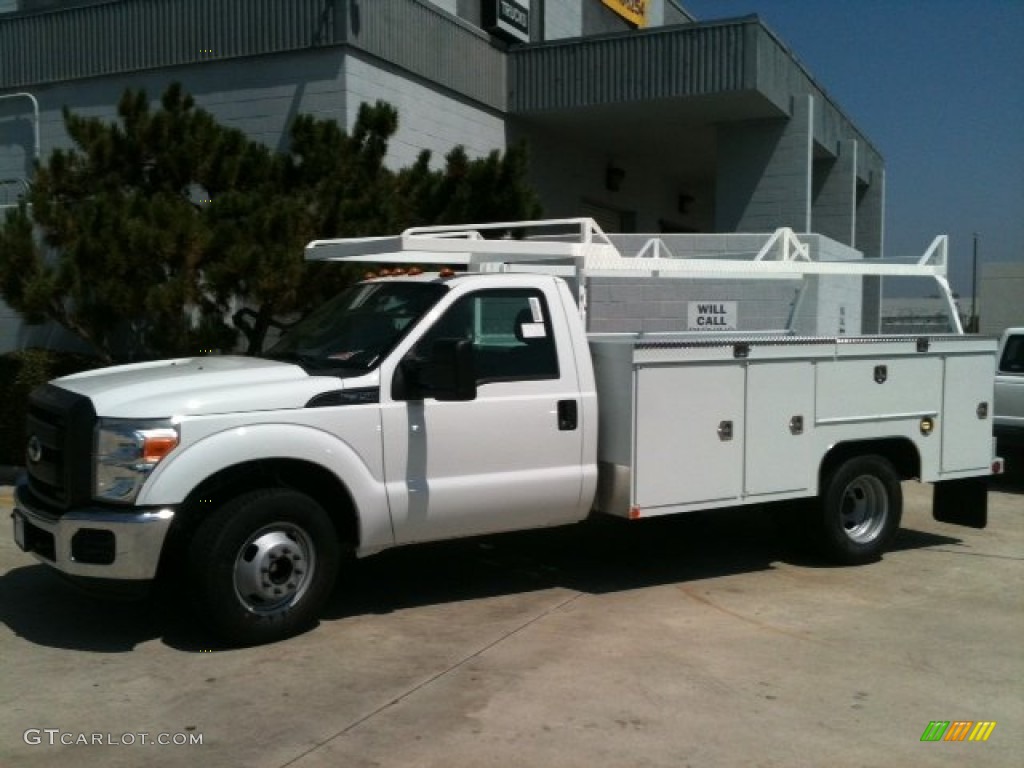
305, 217, 619, 266
305, 218, 948, 280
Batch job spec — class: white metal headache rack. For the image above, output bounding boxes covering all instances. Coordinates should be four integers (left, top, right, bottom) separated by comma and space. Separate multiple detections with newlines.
305, 217, 963, 333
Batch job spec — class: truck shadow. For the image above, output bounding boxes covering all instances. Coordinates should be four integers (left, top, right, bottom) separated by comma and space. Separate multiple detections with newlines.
321, 504, 963, 621
989, 476, 1024, 494
1, 503, 964, 652
0, 564, 165, 652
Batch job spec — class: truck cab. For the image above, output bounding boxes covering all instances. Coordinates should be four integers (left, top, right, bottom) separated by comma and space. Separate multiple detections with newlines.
14, 269, 598, 644
994, 327, 1024, 457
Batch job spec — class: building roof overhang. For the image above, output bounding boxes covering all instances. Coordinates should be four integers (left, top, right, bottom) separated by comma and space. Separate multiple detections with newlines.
508, 17, 882, 183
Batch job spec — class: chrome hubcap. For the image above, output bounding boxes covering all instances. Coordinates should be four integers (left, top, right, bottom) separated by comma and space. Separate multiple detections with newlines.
840, 475, 888, 543
233, 524, 316, 614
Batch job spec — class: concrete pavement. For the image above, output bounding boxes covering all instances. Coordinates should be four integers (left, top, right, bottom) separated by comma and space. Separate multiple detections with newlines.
1, 478, 1021, 767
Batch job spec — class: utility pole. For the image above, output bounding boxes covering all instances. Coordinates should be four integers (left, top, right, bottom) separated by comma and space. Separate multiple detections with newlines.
971, 232, 979, 332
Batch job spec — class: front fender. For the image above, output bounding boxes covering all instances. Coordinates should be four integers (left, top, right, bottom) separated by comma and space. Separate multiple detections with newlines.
136, 422, 393, 553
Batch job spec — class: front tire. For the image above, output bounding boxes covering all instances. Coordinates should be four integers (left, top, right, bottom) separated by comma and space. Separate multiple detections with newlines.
816, 455, 902, 565
187, 489, 341, 645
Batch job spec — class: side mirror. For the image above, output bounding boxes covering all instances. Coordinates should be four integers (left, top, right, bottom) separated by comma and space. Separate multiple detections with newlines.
396, 338, 477, 402
427, 338, 477, 401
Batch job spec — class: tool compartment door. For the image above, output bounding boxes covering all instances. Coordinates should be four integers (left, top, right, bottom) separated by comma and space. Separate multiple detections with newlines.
941, 353, 996, 473
745, 361, 814, 495
633, 364, 744, 508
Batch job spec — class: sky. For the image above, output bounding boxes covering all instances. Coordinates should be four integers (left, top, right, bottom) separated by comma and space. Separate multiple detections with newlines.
681, 0, 1024, 299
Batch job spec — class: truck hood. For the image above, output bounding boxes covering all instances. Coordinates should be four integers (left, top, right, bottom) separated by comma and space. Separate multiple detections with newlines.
54, 356, 363, 418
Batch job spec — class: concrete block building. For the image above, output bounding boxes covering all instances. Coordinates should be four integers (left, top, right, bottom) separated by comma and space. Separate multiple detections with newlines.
1, 0, 886, 350
979, 263, 1024, 336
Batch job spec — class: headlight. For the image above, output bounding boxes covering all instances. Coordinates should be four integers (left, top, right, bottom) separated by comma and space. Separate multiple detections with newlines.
94, 418, 180, 504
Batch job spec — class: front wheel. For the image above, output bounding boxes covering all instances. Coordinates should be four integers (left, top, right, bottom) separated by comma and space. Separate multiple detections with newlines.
187, 489, 341, 645
816, 455, 902, 565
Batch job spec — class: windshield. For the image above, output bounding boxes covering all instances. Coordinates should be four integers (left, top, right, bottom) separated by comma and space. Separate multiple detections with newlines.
265, 281, 448, 372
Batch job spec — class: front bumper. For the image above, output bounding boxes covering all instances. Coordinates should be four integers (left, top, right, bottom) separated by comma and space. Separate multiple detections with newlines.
12, 483, 175, 581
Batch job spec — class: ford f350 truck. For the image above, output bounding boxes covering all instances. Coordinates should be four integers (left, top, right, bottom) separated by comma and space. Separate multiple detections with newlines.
12, 219, 1003, 645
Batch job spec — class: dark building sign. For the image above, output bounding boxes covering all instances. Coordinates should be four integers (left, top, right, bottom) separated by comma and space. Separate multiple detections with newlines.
483, 0, 530, 44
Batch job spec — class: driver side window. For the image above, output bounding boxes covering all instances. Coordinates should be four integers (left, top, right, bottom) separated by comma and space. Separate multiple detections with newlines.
414, 289, 559, 384
1001, 335, 1024, 373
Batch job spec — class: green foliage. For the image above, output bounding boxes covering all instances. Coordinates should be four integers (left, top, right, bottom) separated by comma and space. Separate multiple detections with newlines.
395, 142, 541, 226
0, 84, 542, 358
0, 84, 237, 361
0, 349, 101, 465
206, 101, 404, 352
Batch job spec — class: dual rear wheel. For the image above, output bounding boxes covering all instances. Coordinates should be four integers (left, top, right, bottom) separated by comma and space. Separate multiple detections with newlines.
815, 454, 903, 565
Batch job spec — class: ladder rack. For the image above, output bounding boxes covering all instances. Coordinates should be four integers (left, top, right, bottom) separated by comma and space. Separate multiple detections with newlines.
304, 217, 962, 333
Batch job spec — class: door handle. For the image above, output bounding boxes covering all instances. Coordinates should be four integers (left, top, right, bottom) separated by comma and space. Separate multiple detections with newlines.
557, 400, 578, 431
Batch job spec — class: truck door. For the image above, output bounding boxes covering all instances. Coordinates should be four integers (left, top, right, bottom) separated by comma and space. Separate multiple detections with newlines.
381, 286, 587, 544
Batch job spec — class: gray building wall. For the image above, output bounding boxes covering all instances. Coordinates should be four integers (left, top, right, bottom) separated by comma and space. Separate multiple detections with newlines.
582, 0, 635, 35
518, 124, 715, 233
4, 0, 102, 8
661, 1, 694, 25
545, 0, 583, 40
588, 276, 800, 334
428, 0, 459, 16
813, 138, 857, 245
588, 232, 862, 335
345, 54, 506, 169
0, 0, 509, 185
881, 298, 963, 335
1, 47, 505, 190
0, 48, 503, 177
509, 20, 885, 247
716, 95, 813, 235
980, 263, 1024, 336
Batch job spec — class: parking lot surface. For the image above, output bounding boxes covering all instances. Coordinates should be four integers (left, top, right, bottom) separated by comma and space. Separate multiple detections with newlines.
1, 477, 1021, 768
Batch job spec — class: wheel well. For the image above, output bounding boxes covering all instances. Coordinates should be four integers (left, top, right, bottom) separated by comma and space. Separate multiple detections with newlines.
157, 459, 359, 581
819, 438, 921, 486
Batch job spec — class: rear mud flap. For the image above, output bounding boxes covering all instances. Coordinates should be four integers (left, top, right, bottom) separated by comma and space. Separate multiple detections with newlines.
933, 478, 988, 529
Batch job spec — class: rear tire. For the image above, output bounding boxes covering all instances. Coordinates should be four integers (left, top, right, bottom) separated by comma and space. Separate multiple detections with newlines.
187, 489, 341, 646
816, 455, 902, 565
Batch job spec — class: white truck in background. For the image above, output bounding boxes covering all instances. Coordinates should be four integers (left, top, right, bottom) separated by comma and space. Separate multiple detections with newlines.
994, 327, 1024, 465
12, 219, 1003, 645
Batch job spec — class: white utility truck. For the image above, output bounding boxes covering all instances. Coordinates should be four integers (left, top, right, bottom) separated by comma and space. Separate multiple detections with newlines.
12, 219, 1003, 645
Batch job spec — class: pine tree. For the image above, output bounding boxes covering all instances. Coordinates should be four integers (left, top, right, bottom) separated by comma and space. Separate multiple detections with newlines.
0, 84, 235, 361
0, 86, 543, 359
210, 101, 402, 353
394, 142, 542, 227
